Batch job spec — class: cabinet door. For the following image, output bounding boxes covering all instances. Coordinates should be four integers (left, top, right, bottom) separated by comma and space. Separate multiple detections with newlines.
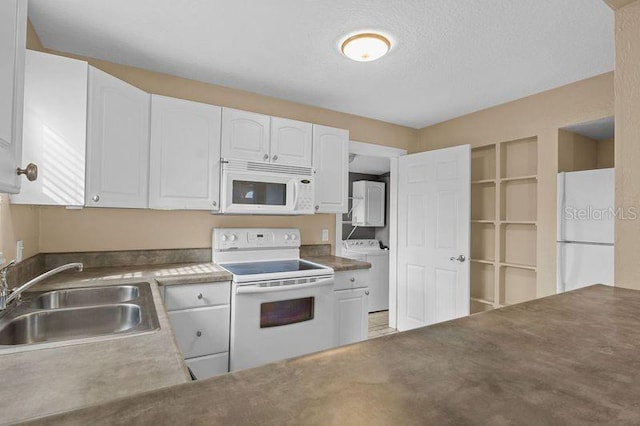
313, 125, 348, 213
270, 117, 312, 167
0, 0, 27, 194
221, 108, 270, 162
86, 67, 150, 208
366, 182, 385, 226
168, 305, 230, 359
334, 288, 368, 347
11, 51, 87, 206
185, 352, 229, 380
150, 95, 222, 210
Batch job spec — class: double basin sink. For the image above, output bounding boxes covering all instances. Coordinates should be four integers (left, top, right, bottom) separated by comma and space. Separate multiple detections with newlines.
0, 282, 159, 347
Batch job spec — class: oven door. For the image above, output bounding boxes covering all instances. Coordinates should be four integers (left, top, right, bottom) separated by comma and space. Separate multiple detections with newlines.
221, 170, 297, 214
230, 276, 334, 371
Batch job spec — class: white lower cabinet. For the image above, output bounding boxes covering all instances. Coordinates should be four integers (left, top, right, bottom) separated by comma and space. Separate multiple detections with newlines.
163, 282, 231, 380
334, 288, 368, 347
168, 305, 230, 358
185, 353, 229, 379
333, 270, 369, 347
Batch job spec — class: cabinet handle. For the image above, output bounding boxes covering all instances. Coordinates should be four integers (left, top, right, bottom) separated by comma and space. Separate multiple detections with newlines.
92, 195, 100, 202
197, 293, 203, 300
196, 331, 202, 337
365, 290, 370, 296
17, 163, 38, 181
315, 205, 319, 211
349, 277, 355, 282
272, 155, 278, 161
263, 154, 269, 160
212, 201, 217, 207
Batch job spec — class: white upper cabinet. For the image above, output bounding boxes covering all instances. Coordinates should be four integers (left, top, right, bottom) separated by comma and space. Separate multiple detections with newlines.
0, 0, 27, 194
270, 117, 312, 167
313, 125, 349, 213
86, 67, 150, 208
352, 181, 385, 227
149, 95, 222, 210
221, 108, 270, 162
11, 51, 88, 206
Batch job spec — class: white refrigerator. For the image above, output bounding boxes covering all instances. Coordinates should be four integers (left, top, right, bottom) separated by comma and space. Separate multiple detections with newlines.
557, 168, 614, 293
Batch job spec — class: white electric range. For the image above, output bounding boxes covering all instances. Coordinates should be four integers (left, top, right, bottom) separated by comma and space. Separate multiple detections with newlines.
213, 228, 335, 371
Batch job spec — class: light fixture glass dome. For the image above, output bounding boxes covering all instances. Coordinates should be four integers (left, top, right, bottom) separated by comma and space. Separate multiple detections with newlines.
341, 33, 391, 62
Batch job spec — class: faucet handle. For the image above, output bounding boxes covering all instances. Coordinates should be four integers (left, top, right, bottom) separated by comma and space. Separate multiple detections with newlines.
0, 260, 16, 275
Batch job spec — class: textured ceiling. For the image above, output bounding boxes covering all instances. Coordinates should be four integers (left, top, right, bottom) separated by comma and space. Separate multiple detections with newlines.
28, 0, 614, 129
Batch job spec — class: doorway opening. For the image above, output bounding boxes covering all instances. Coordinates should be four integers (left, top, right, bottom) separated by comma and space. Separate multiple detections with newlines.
336, 141, 405, 336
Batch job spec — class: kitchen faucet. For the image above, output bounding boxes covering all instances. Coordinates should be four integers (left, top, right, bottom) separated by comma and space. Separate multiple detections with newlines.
0, 261, 84, 311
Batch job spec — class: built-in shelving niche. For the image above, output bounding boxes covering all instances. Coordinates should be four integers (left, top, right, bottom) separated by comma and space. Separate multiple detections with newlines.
470, 137, 538, 314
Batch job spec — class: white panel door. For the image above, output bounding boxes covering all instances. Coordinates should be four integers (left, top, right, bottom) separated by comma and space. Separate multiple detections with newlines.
86, 67, 150, 208
12, 51, 87, 206
313, 125, 348, 213
0, 0, 27, 193
270, 117, 312, 167
334, 288, 368, 347
149, 95, 222, 210
397, 145, 470, 331
221, 108, 270, 162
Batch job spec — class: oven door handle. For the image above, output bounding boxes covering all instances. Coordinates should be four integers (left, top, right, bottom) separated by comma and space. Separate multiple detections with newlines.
236, 277, 334, 294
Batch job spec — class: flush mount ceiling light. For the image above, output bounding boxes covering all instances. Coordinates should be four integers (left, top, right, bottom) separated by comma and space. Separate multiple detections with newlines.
341, 33, 391, 62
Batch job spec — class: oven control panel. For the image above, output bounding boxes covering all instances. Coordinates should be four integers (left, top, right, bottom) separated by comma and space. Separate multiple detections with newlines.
213, 228, 300, 251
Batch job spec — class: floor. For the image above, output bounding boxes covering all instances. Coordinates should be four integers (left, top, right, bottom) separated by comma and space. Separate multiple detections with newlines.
367, 310, 397, 339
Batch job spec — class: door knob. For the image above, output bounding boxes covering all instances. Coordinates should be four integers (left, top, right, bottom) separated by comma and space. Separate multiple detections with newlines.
92, 195, 100, 202
197, 293, 203, 300
263, 154, 269, 160
196, 331, 202, 337
449, 255, 466, 263
365, 290, 370, 296
16, 163, 38, 182
272, 155, 278, 161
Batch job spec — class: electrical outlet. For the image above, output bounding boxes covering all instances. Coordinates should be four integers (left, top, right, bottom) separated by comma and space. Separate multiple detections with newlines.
16, 240, 23, 262
321, 229, 329, 242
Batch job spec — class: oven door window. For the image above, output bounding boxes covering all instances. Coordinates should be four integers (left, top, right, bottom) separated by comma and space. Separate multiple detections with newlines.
260, 297, 314, 328
232, 180, 287, 206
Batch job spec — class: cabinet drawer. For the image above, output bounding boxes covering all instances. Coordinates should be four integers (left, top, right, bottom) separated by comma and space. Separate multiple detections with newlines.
185, 352, 229, 380
334, 269, 369, 291
164, 282, 230, 310
168, 305, 230, 359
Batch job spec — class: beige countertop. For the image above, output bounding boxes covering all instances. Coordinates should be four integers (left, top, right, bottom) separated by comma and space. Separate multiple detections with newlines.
2, 258, 367, 424
23, 285, 640, 425
303, 255, 371, 271
0, 264, 232, 425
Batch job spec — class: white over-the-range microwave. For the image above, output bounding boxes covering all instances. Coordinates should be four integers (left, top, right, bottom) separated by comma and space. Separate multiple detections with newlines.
220, 159, 315, 215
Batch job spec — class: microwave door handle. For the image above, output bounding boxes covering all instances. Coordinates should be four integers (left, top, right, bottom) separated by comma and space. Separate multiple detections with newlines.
236, 277, 334, 295
291, 180, 299, 210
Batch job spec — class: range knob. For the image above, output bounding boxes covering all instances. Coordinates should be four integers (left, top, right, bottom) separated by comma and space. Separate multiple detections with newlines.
222, 235, 228, 242
284, 234, 290, 241
291, 234, 297, 240
229, 234, 238, 242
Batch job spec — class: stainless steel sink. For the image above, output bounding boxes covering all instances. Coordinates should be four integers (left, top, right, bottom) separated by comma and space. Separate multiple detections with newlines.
30, 285, 139, 309
0, 304, 143, 345
0, 282, 159, 347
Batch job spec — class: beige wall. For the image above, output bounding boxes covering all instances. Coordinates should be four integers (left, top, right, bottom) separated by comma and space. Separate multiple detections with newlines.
38, 208, 335, 253
419, 73, 614, 297
558, 130, 599, 172
597, 138, 615, 168
3, 24, 418, 257
614, 0, 640, 289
